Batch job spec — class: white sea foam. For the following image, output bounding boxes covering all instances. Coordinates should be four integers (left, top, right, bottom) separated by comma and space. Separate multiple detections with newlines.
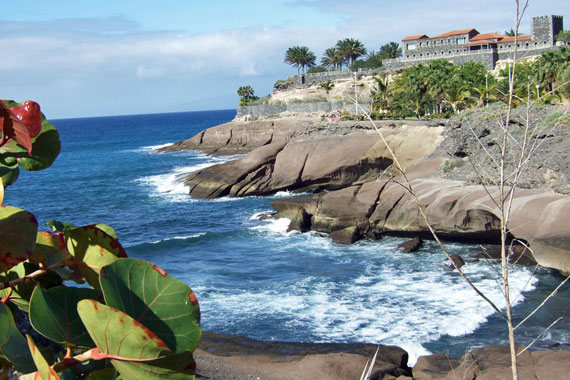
146, 142, 174, 151
250, 217, 292, 235
149, 232, 206, 244
194, 238, 539, 367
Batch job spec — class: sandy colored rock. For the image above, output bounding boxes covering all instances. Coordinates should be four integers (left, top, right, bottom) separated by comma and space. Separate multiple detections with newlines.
195, 332, 410, 380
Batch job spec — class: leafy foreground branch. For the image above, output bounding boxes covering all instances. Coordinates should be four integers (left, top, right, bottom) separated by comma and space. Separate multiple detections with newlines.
0, 99, 202, 380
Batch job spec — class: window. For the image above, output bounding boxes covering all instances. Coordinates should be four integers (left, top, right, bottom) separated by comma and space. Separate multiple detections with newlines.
456, 37, 467, 44
407, 43, 417, 50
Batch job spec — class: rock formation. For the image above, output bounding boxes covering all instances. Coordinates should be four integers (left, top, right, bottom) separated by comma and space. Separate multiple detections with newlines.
164, 106, 570, 275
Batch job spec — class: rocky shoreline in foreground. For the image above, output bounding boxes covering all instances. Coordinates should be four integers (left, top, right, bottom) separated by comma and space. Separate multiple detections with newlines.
160, 105, 570, 379
194, 332, 570, 380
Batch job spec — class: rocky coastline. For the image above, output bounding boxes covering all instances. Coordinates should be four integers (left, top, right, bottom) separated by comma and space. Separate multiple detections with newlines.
161, 105, 570, 379
194, 332, 570, 380
161, 105, 570, 276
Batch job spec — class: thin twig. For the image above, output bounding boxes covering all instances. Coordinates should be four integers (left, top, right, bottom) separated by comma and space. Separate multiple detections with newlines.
517, 317, 562, 356
515, 275, 570, 330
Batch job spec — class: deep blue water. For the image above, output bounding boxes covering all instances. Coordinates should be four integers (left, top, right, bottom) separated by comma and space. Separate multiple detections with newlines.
6, 109, 570, 364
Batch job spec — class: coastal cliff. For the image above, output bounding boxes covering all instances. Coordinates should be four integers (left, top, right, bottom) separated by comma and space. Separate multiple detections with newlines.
161, 104, 570, 276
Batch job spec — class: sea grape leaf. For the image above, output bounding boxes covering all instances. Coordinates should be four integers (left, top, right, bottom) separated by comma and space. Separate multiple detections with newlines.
110, 350, 196, 380
100, 258, 202, 353
0, 181, 3, 206
77, 299, 172, 361
0, 100, 32, 154
46, 220, 76, 233
0, 262, 62, 311
94, 224, 118, 240
1, 120, 61, 172
65, 225, 127, 289
62, 359, 116, 380
0, 302, 36, 373
26, 335, 60, 380
83, 367, 118, 380
29, 286, 100, 348
17, 125, 61, 171
0, 99, 60, 172
0, 163, 19, 187
34, 231, 74, 280
0, 205, 38, 272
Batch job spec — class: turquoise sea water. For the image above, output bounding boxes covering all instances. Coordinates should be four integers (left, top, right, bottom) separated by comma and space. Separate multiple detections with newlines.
6, 109, 570, 364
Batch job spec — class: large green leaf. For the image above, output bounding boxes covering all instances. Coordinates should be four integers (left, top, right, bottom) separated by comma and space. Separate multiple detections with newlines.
65, 226, 127, 289
0, 160, 19, 187
77, 300, 171, 361
29, 286, 100, 348
111, 350, 196, 380
0, 302, 36, 373
26, 335, 60, 380
0, 205, 38, 272
100, 259, 201, 353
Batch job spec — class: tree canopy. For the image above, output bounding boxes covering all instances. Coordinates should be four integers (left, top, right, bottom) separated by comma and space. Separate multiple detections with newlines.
284, 46, 316, 74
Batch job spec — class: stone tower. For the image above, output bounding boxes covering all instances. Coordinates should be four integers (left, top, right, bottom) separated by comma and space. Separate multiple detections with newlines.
531, 15, 564, 45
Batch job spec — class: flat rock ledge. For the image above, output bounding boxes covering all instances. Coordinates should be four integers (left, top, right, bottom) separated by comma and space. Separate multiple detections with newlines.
194, 333, 570, 380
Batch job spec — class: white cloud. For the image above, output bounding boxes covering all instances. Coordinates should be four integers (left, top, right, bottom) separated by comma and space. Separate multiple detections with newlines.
0, 0, 568, 117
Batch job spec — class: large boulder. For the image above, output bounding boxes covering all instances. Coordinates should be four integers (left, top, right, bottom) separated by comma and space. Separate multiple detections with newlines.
413, 346, 570, 380
195, 332, 411, 380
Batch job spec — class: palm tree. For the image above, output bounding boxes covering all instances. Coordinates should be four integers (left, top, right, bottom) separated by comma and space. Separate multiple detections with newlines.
370, 76, 389, 112
536, 47, 570, 92
320, 81, 335, 100
442, 84, 471, 113
237, 85, 257, 106
335, 38, 367, 69
321, 47, 344, 70
284, 46, 316, 74
378, 42, 402, 60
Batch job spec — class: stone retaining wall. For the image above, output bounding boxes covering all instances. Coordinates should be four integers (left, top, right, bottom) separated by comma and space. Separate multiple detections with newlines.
288, 69, 376, 86
237, 101, 350, 118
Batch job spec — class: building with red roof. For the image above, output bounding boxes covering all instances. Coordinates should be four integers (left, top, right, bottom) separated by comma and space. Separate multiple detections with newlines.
391, 15, 563, 70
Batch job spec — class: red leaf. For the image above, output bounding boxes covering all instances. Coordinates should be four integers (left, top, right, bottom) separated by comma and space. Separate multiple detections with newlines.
0, 100, 32, 154
11, 101, 42, 138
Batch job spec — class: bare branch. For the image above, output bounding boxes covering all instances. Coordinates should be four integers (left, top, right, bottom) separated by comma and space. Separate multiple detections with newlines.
515, 275, 570, 330
517, 317, 563, 356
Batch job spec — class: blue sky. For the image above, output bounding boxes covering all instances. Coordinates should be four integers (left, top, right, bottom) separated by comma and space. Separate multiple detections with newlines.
1, 0, 568, 118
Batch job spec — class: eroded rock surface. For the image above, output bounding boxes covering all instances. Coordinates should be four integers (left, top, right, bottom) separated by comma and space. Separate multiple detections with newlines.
165, 106, 570, 275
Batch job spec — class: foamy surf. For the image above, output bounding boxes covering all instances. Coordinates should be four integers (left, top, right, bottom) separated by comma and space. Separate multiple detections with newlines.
193, 237, 539, 367
137, 154, 240, 202
250, 217, 292, 235
149, 232, 206, 244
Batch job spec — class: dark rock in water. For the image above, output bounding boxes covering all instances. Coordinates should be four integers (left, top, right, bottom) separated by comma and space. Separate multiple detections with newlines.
287, 207, 312, 233
510, 244, 537, 266
257, 212, 275, 221
445, 254, 465, 270
398, 237, 422, 253
474, 244, 537, 266
329, 226, 362, 244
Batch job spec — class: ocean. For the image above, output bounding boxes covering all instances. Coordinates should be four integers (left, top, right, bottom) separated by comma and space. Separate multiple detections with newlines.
6, 109, 570, 364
